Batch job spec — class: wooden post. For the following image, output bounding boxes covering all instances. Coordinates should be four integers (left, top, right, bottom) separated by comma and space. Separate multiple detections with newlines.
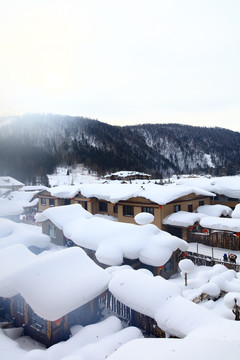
185, 273, 187, 286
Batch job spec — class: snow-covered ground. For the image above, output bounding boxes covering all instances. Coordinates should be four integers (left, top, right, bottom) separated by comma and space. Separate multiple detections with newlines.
47, 165, 100, 186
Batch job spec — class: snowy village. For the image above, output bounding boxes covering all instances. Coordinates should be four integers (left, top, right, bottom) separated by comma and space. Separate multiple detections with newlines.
0, 171, 240, 360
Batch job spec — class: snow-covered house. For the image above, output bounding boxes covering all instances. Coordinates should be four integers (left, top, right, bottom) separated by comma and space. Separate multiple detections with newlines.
0, 245, 110, 346
37, 183, 215, 231
36, 204, 188, 279
104, 171, 151, 181
176, 175, 240, 209
163, 206, 240, 252
8, 190, 39, 222
0, 176, 24, 191
107, 267, 234, 339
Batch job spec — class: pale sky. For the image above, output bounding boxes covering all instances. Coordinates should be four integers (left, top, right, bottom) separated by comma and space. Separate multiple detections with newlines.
1, 0, 240, 132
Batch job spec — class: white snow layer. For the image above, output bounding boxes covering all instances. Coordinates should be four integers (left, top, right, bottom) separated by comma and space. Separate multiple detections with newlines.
0, 317, 142, 360
0, 198, 23, 216
197, 204, 232, 217
7, 247, 110, 321
176, 175, 240, 199
46, 183, 215, 204
199, 216, 240, 232
8, 191, 39, 208
163, 211, 206, 227
37, 204, 188, 267
107, 337, 240, 360
108, 268, 230, 338
0, 218, 50, 249
232, 203, 240, 218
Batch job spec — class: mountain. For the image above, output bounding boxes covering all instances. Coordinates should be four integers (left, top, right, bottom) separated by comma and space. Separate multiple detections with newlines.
0, 114, 240, 184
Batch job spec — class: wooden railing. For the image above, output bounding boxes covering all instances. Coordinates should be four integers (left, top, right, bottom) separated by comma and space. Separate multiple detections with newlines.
187, 251, 240, 272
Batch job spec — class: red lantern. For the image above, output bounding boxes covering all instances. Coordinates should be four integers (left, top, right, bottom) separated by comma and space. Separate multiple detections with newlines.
202, 229, 207, 234
235, 232, 240, 237
189, 226, 193, 231
89, 199, 92, 202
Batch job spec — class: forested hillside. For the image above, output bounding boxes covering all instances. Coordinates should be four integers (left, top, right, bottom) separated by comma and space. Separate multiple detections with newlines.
0, 114, 240, 184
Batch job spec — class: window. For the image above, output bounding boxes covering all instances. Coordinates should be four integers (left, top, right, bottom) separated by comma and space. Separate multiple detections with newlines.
113, 204, 118, 213
174, 204, 181, 213
41, 198, 46, 206
99, 201, 108, 212
141, 207, 154, 215
123, 205, 134, 217
188, 204, 193, 212
48, 224, 56, 238
199, 200, 204, 206
64, 199, 71, 205
49, 198, 55, 206
16, 296, 24, 315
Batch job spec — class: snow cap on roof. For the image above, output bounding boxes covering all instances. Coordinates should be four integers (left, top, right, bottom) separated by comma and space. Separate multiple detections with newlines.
197, 204, 232, 217
199, 216, 240, 232
49, 185, 82, 199
8, 190, 38, 208
0, 218, 51, 250
35, 204, 93, 230
9, 247, 110, 320
163, 211, 206, 227
0, 176, 24, 187
0, 198, 23, 217
79, 183, 215, 205
70, 218, 188, 267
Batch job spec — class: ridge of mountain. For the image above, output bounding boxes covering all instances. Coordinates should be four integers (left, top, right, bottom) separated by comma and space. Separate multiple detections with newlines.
0, 114, 240, 184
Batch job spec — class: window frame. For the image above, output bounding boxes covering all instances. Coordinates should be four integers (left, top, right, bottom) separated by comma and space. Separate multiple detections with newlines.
123, 205, 134, 217
40, 198, 46, 206
99, 201, 108, 212
48, 224, 56, 238
174, 204, 181, 213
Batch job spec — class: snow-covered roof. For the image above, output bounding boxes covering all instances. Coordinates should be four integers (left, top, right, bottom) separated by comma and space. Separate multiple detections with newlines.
8, 190, 39, 208
163, 211, 206, 227
19, 185, 49, 192
0, 218, 51, 249
108, 337, 240, 360
1, 246, 110, 321
105, 171, 151, 178
78, 183, 215, 205
176, 175, 240, 199
199, 216, 240, 232
0, 198, 23, 217
45, 183, 215, 204
49, 185, 81, 199
0, 176, 24, 187
231, 204, 240, 219
36, 204, 188, 267
35, 203, 93, 229
197, 204, 232, 217
109, 268, 227, 338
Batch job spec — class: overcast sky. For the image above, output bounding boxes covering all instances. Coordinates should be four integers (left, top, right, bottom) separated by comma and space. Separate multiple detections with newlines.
1, 0, 240, 132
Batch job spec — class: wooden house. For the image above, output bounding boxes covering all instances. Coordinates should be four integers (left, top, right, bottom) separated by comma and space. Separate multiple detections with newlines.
0, 176, 24, 191
10, 294, 100, 347
37, 184, 214, 231
163, 209, 240, 251
0, 245, 110, 346
104, 171, 151, 181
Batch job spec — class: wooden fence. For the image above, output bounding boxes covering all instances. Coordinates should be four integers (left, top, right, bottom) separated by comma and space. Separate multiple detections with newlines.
187, 251, 240, 272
